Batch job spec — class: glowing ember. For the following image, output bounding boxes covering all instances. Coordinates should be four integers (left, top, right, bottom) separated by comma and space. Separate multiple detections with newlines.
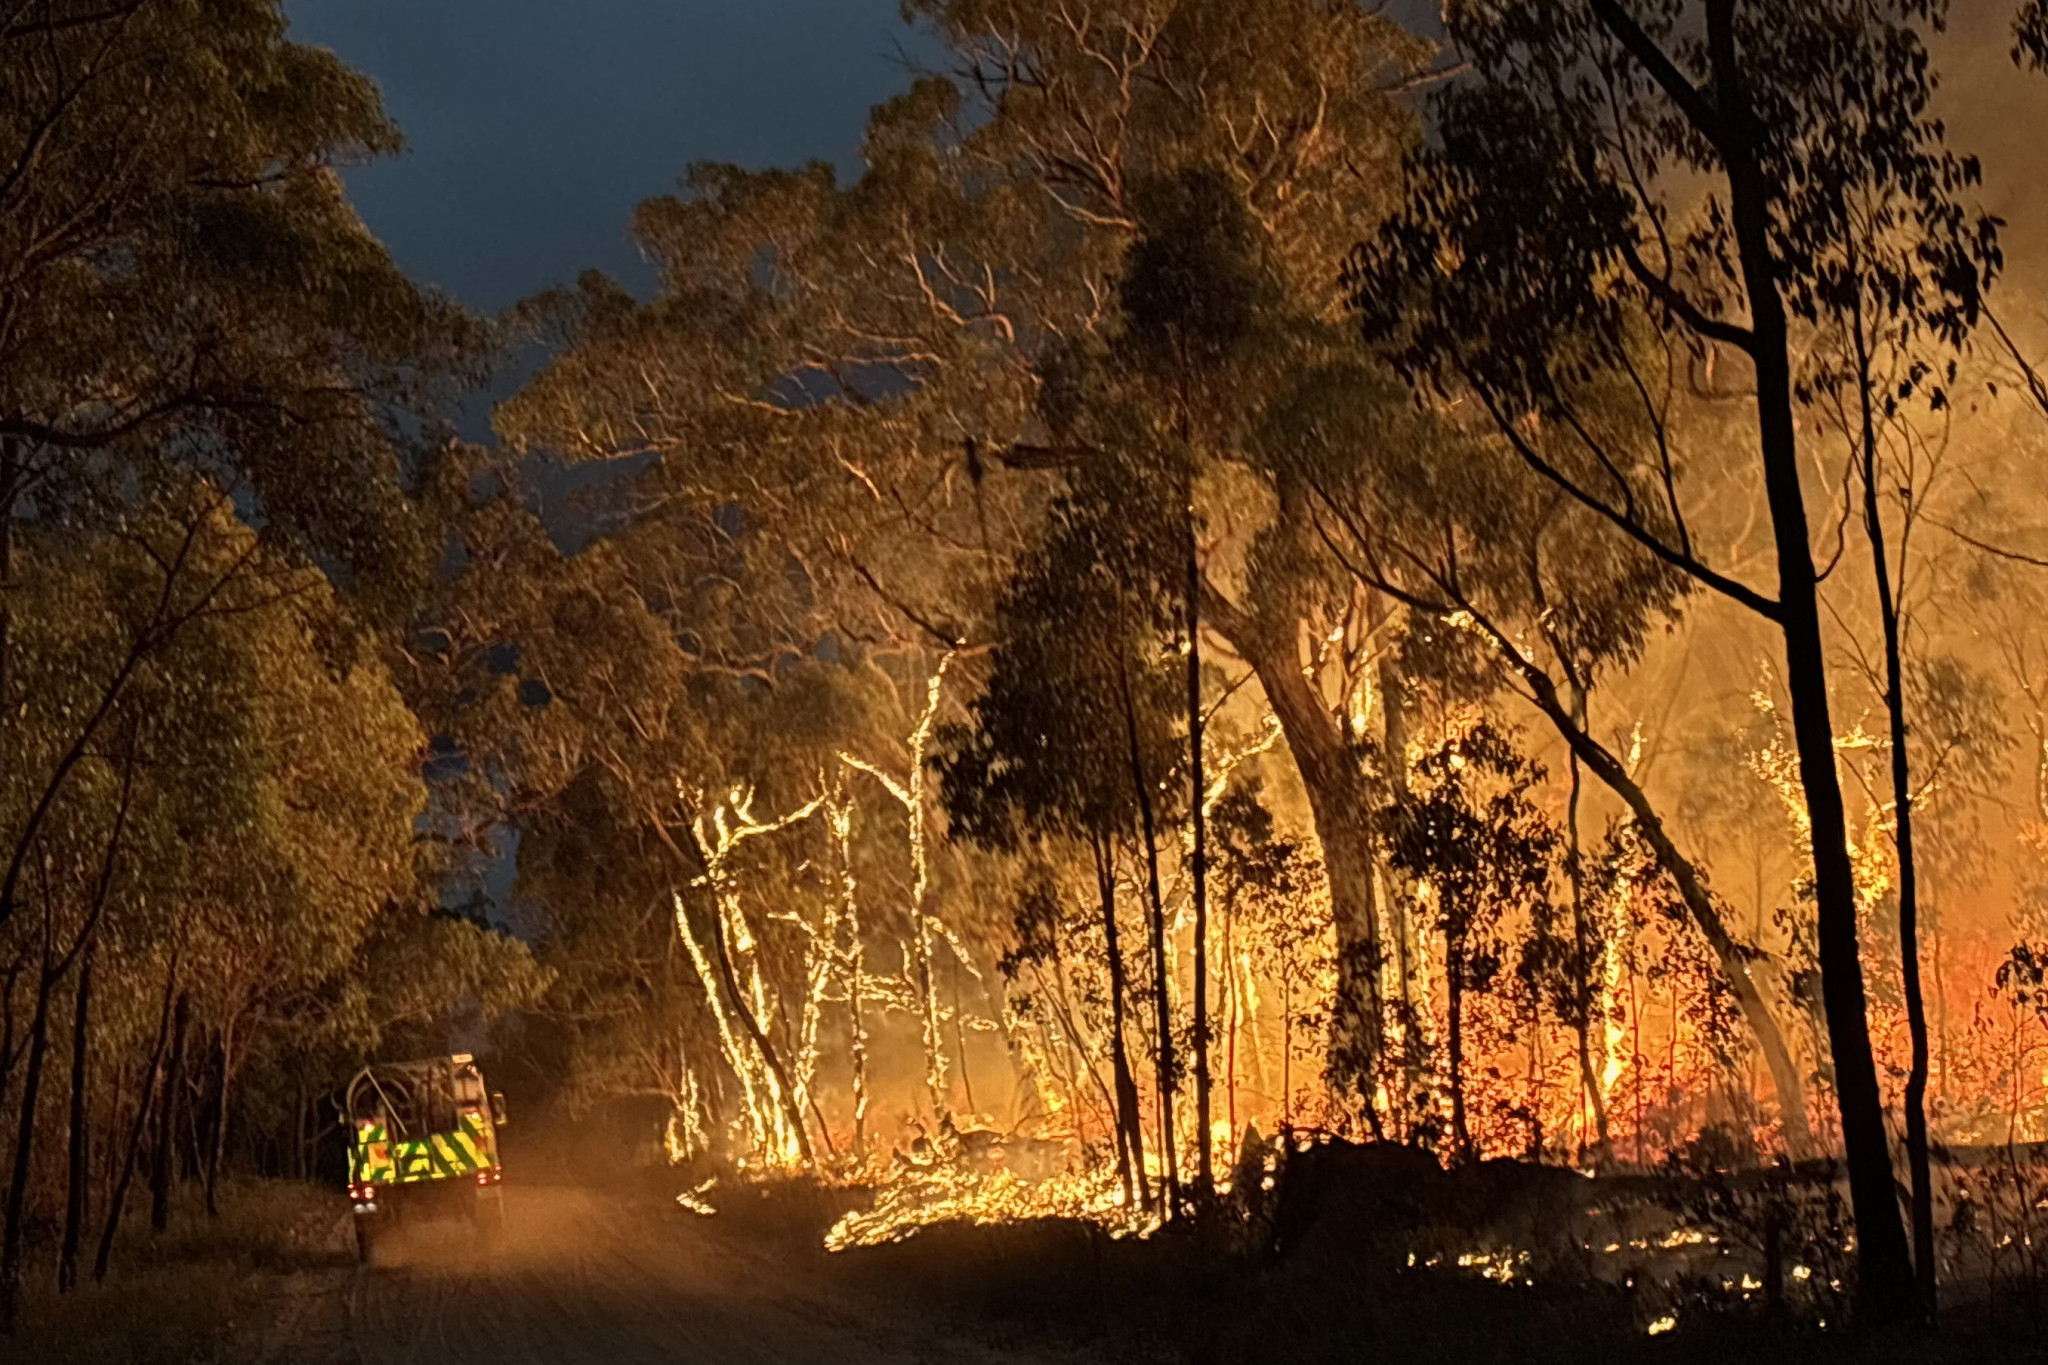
824, 1166, 1158, 1251
1452, 1249, 1533, 1285
676, 1177, 719, 1217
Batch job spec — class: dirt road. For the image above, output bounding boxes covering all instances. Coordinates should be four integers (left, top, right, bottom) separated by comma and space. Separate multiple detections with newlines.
264, 1184, 1082, 1365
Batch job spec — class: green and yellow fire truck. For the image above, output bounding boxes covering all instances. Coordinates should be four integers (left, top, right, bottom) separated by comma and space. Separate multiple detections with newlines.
346, 1053, 506, 1261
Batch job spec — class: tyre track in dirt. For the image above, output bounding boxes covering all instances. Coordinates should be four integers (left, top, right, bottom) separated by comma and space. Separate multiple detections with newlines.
267, 1183, 1082, 1365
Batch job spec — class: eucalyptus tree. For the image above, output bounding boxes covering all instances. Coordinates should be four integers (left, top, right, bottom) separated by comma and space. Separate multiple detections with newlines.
0, 492, 538, 1320
1349, 0, 2000, 1317
1807, 329, 2021, 1308
1263, 350, 1817, 1158
0, 4, 509, 1316
499, 0, 1439, 1115
910, 0, 1437, 1118
0, 2, 485, 1110
937, 476, 1184, 1211
1012, 164, 1300, 1181
410, 437, 972, 1167
1387, 725, 1560, 1161
0, 0, 481, 672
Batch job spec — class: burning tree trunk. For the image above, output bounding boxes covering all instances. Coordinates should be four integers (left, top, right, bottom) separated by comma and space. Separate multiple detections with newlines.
792, 851, 842, 1163
710, 896, 812, 1165
675, 886, 812, 1167
1223, 881, 1239, 1142
673, 785, 827, 1168
826, 787, 871, 1159
1379, 648, 1426, 1124
843, 651, 958, 1119
1564, 722, 1612, 1159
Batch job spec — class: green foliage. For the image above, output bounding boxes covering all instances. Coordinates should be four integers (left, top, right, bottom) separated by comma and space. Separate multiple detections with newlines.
0, 12, 534, 1308
1387, 724, 1559, 1153
1119, 168, 1276, 379
938, 489, 1183, 851
0, 0, 487, 611
1353, 0, 1998, 412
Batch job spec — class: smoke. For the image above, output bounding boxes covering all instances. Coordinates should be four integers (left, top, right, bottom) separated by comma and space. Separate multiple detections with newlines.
1934, 5, 2048, 341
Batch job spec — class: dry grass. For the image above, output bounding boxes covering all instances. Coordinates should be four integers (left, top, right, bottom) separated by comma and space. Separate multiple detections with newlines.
0, 1178, 347, 1365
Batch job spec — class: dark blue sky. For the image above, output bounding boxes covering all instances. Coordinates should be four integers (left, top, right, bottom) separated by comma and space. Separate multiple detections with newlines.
285, 0, 2048, 368
287, 1, 930, 312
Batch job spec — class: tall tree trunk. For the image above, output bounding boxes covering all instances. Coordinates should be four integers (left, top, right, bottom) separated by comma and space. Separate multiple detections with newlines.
0, 953, 25, 1119
150, 993, 190, 1234
57, 948, 93, 1292
1117, 657, 1179, 1215
1572, 0, 1916, 1313
1566, 689, 1611, 1158
1380, 650, 1422, 1120
1203, 589, 1386, 1121
903, 656, 953, 1122
0, 947, 57, 1330
1094, 837, 1147, 1211
1761, 288, 1915, 1312
1223, 885, 1239, 1141
703, 896, 814, 1166
1853, 288, 1936, 1313
292, 1076, 306, 1183
182, 1084, 203, 1197
830, 793, 871, 1159
0, 435, 15, 750
1184, 506, 1214, 1195
205, 1030, 233, 1218
1446, 956, 1470, 1161
1718, 86, 1918, 1328
950, 976, 976, 1116
96, 963, 176, 1282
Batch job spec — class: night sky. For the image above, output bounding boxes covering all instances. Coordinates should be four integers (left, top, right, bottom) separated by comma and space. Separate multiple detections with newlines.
284, 2, 935, 912
286, 1, 930, 313
289, 4, 2048, 330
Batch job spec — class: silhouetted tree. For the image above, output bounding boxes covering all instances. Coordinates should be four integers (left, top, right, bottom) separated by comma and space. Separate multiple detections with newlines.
1351, 0, 1999, 1316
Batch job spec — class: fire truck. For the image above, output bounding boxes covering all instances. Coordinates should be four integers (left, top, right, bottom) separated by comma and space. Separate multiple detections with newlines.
345, 1053, 507, 1262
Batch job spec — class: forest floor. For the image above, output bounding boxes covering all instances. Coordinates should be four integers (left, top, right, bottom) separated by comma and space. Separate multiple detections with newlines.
0, 1178, 344, 1365
12, 1166, 2048, 1364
